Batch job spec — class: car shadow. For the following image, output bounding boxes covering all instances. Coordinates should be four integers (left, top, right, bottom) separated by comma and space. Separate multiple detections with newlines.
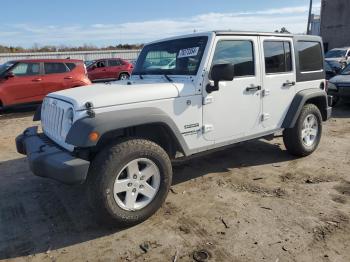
0, 104, 38, 120
0, 139, 294, 260
331, 102, 350, 118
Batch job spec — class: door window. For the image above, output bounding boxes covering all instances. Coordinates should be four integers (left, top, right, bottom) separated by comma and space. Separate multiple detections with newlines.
96, 61, 107, 68
211, 40, 255, 78
11, 62, 40, 76
108, 59, 122, 66
44, 63, 68, 74
264, 41, 292, 74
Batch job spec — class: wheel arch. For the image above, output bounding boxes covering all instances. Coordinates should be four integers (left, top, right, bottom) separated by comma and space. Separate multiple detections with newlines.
282, 88, 329, 128
66, 108, 189, 158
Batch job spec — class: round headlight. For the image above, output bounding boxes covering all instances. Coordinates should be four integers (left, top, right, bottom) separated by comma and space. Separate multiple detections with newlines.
66, 108, 74, 125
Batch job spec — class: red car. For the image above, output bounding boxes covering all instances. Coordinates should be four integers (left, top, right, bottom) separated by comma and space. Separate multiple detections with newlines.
0, 59, 91, 109
87, 58, 133, 82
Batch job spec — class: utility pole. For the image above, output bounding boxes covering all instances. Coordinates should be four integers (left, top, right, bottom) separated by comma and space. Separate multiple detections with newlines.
307, 0, 313, 34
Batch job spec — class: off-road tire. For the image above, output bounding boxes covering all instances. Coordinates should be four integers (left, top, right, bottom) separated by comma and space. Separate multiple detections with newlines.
283, 104, 322, 157
86, 138, 172, 226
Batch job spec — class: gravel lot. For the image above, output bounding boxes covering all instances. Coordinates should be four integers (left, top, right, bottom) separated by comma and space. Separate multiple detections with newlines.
0, 104, 349, 262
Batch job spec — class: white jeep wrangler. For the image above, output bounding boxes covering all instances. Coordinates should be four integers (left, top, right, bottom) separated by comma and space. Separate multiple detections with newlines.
17, 31, 332, 226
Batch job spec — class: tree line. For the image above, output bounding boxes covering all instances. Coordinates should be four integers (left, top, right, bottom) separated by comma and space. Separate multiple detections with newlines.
0, 43, 144, 53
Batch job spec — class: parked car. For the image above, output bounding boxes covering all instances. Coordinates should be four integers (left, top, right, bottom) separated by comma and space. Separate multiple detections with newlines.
87, 58, 133, 82
17, 31, 331, 226
325, 60, 341, 80
325, 47, 350, 67
0, 59, 91, 109
328, 63, 350, 105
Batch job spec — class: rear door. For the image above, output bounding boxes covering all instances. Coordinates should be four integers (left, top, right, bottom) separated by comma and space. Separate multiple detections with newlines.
42, 62, 70, 94
107, 59, 123, 79
260, 37, 296, 130
203, 36, 263, 142
3, 62, 44, 104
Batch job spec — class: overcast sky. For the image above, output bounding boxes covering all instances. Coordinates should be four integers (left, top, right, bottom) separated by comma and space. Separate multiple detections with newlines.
0, 0, 321, 47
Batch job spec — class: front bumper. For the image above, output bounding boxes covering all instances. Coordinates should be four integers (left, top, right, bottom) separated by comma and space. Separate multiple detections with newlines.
16, 126, 90, 185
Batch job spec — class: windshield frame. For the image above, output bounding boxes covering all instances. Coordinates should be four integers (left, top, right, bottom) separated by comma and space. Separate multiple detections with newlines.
133, 36, 209, 76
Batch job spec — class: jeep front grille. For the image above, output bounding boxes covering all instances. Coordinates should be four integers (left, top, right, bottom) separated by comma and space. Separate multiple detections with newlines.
41, 99, 65, 140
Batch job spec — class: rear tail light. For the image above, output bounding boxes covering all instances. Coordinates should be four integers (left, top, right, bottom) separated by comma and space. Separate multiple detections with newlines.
84, 64, 88, 76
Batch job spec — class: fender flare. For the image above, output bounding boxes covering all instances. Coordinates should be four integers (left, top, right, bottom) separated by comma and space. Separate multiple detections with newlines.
66, 107, 189, 153
282, 88, 329, 129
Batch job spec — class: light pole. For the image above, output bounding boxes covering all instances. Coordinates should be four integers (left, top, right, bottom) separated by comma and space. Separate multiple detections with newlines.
307, 0, 313, 34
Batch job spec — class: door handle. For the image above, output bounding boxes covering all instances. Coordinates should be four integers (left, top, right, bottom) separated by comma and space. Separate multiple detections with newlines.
32, 78, 42, 82
64, 76, 73, 80
283, 81, 296, 87
246, 85, 261, 92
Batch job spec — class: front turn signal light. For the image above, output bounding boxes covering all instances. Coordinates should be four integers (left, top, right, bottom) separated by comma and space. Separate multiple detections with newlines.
89, 132, 100, 142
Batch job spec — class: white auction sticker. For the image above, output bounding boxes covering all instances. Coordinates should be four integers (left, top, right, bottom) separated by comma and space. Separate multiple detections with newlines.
178, 47, 200, 58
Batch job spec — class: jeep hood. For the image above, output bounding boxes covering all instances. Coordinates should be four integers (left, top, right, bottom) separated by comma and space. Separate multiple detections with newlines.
48, 81, 180, 110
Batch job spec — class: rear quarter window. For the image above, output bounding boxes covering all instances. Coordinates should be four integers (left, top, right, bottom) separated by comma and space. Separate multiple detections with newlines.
66, 63, 77, 71
44, 63, 68, 74
297, 41, 323, 72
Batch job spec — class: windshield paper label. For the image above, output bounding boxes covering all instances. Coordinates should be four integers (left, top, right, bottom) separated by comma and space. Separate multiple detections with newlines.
178, 47, 200, 58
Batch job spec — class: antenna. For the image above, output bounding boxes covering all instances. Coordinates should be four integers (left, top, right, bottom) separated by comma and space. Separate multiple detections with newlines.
307, 0, 313, 34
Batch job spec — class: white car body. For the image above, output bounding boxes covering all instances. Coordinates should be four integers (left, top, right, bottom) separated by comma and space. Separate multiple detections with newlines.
42, 31, 328, 156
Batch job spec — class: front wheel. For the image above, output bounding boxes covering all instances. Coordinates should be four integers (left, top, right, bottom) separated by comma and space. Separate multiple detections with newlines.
87, 139, 172, 226
283, 104, 322, 157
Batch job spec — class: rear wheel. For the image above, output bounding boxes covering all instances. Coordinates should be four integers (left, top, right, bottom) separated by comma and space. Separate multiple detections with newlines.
283, 104, 322, 157
119, 73, 129, 80
87, 139, 172, 226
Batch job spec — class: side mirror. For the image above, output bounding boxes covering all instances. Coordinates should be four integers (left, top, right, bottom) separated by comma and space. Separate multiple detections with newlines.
207, 63, 234, 93
5, 71, 15, 79
90, 65, 97, 70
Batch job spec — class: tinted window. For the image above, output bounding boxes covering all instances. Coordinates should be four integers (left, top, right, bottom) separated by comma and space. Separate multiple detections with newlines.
297, 41, 323, 72
108, 59, 122, 66
44, 63, 68, 74
134, 36, 208, 76
264, 41, 292, 74
11, 62, 40, 76
66, 63, 76, 71
212, 40, 255, 77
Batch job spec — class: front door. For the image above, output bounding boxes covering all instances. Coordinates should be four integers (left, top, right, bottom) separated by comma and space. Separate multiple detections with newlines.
259, 37, 296, 130
203, 36, 262, 143
89, 60, 108, 80
4, 62, 44, 104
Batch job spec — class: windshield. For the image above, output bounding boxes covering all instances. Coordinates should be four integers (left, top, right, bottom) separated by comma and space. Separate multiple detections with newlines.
325, 49, 347, 58
341, 64, 350, 75
133, 36, 208, 76
0, 61, 15, 76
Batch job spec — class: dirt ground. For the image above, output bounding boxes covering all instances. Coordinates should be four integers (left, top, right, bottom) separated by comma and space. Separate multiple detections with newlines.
0, 104, 349, 262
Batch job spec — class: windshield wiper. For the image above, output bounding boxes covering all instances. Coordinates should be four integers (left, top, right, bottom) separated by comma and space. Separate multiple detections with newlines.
164, 74, 173, 82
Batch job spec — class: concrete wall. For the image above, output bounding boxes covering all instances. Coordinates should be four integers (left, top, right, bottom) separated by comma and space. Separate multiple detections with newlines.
0, 49, 141, 64
321, 0, 350, 51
